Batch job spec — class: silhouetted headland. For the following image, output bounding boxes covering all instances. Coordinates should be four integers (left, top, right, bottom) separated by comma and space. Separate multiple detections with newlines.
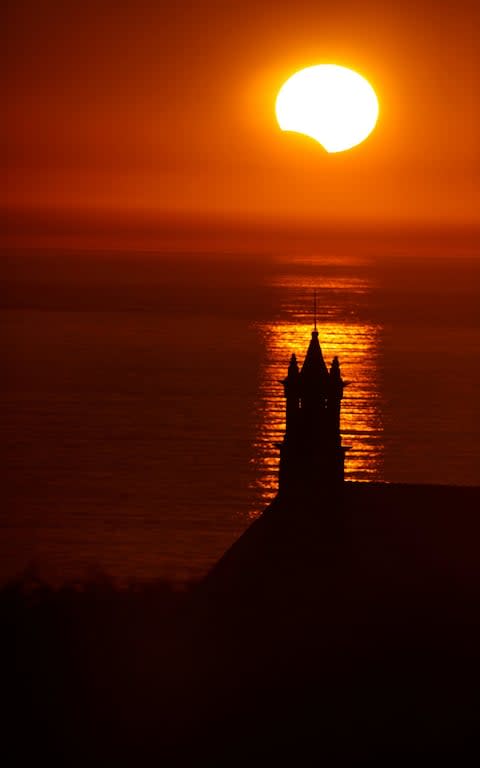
5, 326, 480, 765
192, 327, 480, 762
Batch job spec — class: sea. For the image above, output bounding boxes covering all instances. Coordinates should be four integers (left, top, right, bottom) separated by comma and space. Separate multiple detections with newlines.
2, 234, 479, 585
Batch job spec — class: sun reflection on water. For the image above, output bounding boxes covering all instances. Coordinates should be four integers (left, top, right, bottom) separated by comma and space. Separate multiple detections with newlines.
249, 267, 383, 517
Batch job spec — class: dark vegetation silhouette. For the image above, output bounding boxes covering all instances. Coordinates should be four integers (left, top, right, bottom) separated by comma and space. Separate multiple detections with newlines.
5, 483, 480, 765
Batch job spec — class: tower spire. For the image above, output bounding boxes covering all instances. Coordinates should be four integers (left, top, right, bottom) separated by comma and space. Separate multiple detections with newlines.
313, 289, 317, 332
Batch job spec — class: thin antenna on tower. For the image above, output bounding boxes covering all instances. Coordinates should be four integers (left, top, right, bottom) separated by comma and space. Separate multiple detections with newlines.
313, 289, 317, 331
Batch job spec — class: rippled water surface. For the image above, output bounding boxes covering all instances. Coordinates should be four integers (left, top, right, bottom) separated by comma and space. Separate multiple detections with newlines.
2, 245, 479, 584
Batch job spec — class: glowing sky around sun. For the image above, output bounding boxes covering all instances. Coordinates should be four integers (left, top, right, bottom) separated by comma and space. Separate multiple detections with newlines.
2, 0, 479, 240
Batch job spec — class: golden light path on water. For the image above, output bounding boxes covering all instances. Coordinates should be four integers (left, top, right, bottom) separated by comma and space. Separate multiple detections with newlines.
249, 265, 384, 517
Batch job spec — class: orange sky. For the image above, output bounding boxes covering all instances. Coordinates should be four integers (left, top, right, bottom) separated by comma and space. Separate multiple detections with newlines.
2, 0, 479, 241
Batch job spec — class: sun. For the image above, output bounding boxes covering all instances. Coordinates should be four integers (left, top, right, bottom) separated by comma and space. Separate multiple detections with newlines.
275, 64, 379, 153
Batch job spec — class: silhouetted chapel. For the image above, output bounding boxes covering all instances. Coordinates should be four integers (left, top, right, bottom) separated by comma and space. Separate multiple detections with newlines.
277, 322, 347, 497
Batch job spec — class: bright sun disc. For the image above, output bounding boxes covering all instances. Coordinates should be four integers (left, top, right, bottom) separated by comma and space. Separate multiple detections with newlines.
275, 64, 379, 153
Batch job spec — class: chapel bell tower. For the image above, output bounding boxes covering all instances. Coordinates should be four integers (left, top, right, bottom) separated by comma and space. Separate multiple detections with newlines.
277, 316, 348, 498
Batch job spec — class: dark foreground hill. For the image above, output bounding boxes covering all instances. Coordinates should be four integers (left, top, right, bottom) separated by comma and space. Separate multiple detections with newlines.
5, 483, 480, 765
